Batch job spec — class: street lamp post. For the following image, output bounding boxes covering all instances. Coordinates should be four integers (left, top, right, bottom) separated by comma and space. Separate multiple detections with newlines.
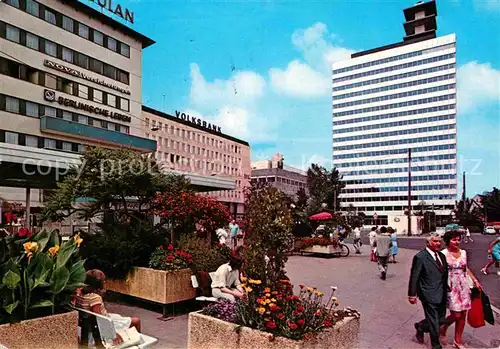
407, 148, 412, 236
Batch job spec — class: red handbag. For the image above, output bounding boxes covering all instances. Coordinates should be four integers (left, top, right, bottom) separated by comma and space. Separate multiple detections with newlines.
370, 250, 377, 262
467, 290, 486, 328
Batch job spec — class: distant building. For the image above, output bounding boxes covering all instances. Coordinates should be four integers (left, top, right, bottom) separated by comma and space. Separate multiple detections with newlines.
251, 153, 308, 199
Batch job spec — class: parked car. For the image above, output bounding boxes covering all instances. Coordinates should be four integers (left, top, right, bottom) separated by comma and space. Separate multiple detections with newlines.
483, 226, 497, 235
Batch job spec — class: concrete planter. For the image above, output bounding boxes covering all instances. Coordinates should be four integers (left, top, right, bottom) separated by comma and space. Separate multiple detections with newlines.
105, 267, 196, 305
301, 245, 339, 255
188, 311, 360, 349
0, 311, 78, 349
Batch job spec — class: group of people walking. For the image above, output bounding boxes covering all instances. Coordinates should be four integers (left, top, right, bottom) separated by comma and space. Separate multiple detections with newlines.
408, 230, 484, 349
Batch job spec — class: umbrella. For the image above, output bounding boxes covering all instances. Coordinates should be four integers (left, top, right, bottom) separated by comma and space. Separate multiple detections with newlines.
309, 212, 333, 221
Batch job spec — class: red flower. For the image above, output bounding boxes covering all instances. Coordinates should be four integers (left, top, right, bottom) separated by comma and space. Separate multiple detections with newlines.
296, 305, 305, 312
297, 319, 305, 326
266, 321, 276, 329
288, 322, 298, 330
276, 313, 284, 320
298, 284, 305, 288
292, 310, 300, 317
323, 320, 332, 327
276, 295, 283, 301
167, 244, 174, 251
286, 296, 293, 302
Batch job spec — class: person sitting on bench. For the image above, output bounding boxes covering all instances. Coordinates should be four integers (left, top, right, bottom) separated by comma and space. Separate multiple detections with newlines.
211, 254, 245, 301
75, 269, 141, 333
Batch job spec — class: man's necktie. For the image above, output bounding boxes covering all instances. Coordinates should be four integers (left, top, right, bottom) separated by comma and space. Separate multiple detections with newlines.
435, 252, 444, 271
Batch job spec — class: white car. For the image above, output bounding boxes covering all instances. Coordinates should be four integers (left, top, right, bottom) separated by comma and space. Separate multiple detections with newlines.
483, 226, 497, 235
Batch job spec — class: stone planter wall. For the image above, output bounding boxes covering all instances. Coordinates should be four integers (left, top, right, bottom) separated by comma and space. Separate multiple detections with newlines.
301, 245, 340, 255
0, 311, 78, 349
188, 311, 360, 349
105, 267, 196, 304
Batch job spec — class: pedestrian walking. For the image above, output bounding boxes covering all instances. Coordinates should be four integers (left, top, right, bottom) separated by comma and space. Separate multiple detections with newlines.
463, 227, 473, 243
439, 230, 482, 348
229, 220, 240, 249
480, 231, 500, 276
390, 228, 399, 263
374, 226, 392, 280
408, 233, 448, 349
369, 227, 378, 262
353, 226, 362, 254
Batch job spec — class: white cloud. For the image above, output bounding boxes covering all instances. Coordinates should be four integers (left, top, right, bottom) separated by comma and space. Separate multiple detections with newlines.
269, 22, 354, 98
189, 63, 266, 108
269, 60, 331, 97
457, 61, 500, 113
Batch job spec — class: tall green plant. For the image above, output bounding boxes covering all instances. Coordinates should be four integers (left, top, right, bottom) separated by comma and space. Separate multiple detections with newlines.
0, 230, 86, 324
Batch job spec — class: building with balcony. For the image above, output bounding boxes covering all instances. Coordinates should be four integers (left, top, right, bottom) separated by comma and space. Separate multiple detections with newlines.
0, 0, 236, 226
141, 107, 251, 219
251, 153, 307, 199
332, 0, 457, 232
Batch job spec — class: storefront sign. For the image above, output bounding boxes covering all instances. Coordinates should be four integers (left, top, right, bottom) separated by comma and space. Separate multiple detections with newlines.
87, 0, 134, 24
43, 60, 130, 95
44, 90, 131, 123
175, 110, 221, 133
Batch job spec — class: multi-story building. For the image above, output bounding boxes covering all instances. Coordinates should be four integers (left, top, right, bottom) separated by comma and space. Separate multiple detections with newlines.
141, 107, 251, 219
251, 153, 307, 199
0, 0, 235, 227
332, 0, 457, 232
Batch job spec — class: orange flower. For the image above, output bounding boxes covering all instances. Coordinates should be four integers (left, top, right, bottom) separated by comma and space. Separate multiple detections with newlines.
74, 234, 83, 247
264, 287, 271, 293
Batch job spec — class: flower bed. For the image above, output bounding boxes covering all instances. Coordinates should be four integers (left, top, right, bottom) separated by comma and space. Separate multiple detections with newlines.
189, 279, 360, 348
300, 237, 338, 250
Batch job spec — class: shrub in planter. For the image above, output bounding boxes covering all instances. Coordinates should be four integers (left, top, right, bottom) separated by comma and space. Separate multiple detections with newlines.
179, 234, 231, 273
0, 229, 86, 324
149, 244, 193, 271
300, 237, 338, 250
201, 279, 360, 341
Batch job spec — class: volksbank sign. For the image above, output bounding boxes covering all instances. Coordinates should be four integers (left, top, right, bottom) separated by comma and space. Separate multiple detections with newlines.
44, 90, 131, 123
43, 60, 130, 95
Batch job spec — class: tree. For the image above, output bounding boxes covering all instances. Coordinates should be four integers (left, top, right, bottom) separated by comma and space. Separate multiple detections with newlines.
41, 147, 191, 223
480, 187, 500, 222
454, 198, 484, 230
306, 164, 345, 213
153, 191, 230, 244
243, 186, 293, 288
296, 187, 308, 209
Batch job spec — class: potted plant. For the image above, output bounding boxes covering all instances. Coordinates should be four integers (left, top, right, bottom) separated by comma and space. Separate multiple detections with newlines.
0, 229, 86, 349
105, 244, 197, 316
188, 280, 360, 349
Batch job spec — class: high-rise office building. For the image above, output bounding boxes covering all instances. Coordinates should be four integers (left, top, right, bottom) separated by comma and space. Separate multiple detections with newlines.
332, 0, 457, 232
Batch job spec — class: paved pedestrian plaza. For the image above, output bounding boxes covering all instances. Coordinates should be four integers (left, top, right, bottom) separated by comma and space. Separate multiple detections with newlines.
108, 246, 499, 348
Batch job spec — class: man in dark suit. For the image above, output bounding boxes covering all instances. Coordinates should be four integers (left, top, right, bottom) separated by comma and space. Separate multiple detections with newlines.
408, 233, 448, 349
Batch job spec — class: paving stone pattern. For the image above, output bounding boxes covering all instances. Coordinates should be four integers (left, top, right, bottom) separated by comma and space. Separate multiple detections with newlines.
107, 246, 499, 348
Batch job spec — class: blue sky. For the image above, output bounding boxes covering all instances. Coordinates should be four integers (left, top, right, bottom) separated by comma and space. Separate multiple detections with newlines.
83, 0, 499, 196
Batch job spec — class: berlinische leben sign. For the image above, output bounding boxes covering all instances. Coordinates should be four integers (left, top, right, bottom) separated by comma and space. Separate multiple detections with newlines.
43, 60, 131, 95
87, 0, 134, 24
175, 110, 221, 133
44, 90, 131, 123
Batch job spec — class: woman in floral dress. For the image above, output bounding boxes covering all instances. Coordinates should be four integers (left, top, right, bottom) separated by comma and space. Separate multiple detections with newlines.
440, 230, 481, 348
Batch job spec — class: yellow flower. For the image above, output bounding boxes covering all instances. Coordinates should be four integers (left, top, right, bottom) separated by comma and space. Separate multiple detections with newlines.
269, 303, 276, 308
241, 276, 248, 283
74, 234, 83, 247
265, 293, 271, 297
257, 307, 266, 314
48, 244, 60, 257
264, 287, 271, 293
307, 287, 314, 293
265, 299, 271, 304
23, 242, 39, 254
315, 291, 324, 296
271, 298, 276, 302
334, 300, 340, 306
244, 286, 253, 293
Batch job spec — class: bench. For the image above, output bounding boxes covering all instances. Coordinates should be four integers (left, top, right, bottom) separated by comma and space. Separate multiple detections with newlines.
191, 272, 217, 303
73, 306, 158, 348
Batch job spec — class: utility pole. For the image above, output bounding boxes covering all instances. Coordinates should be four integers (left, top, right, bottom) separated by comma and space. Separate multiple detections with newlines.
407, 148, 412, 236
462, 171, 466, 202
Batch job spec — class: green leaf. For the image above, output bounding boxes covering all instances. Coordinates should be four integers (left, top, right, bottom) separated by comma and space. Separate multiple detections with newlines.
3, 301, 19, 314
2, 270, 21, 289
55, 243, 76, 270
50, 230, 61, 248
32, 229, 51, 252
29, 300, 54, 309
64, 282, 87, 291
68, 260, 86, 286
49, 266, 70, 295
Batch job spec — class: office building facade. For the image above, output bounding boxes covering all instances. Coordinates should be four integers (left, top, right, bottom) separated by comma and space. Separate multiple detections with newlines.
142, 107, 251, 219
332, 0, 457, 231
251, 153, 308, 199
